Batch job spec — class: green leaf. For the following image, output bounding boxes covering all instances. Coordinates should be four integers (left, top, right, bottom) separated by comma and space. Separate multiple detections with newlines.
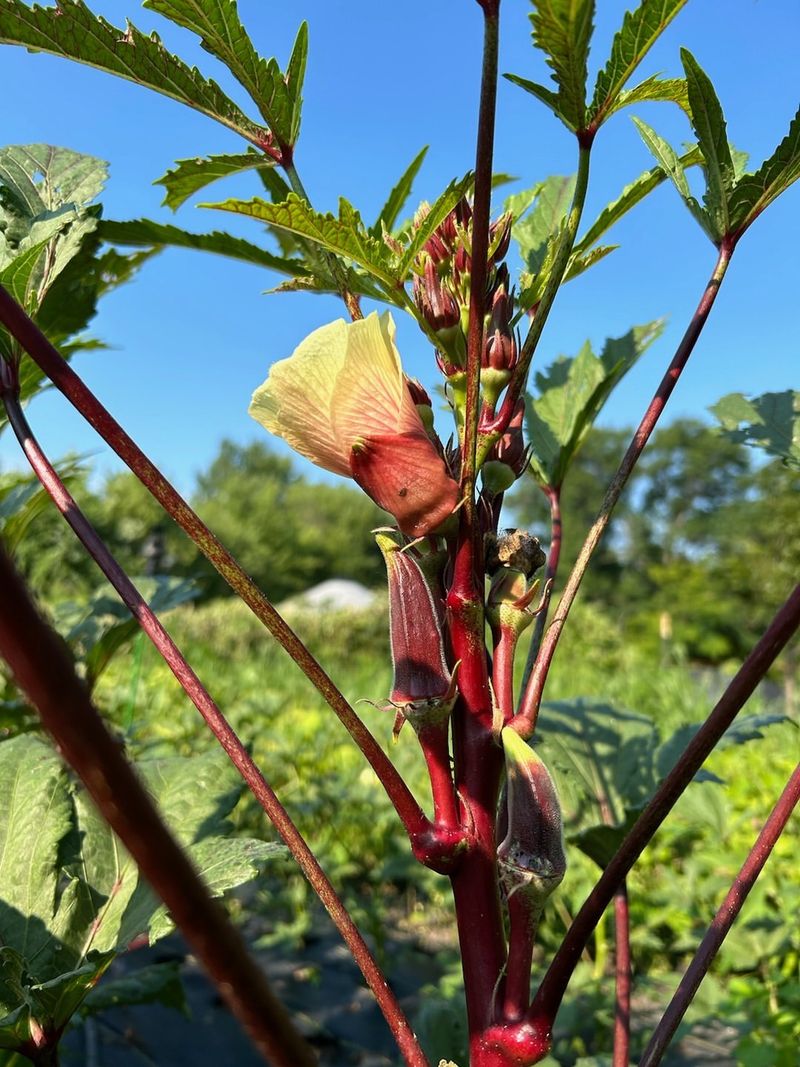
0, 1, 268, 145
0, 736, 280, 1052
371, 146, 428, 238
284, 21, 309, 146
208, 174, 471, 291
53, 577, 199, 689
0, 460, 83, 552
604, 74, 689, 119
0, 146, 107, 312
507, 174, 575, 309
681, 48, 735, 240
632, 117, 711, 238
0, 736, 73, 966
525, 320, 663, 487
710, 390, 800, 471
574, 145, 702, 254
656, 714, 788, 783
590, 0, 689, 126
510, 174, 575, 272
82, 961, 188, 1017
528, 0, 595, 132
0, 144, 134, 404
143, 2, 302, 145
147, 838, 282, 942
266, 265, 393, 305
728, 106, 800, 235
562, 242, 617, 283
503, 73, 575, 132
535, 700, 658, 866
0, 143, 106, 216
204, 192, 397, 286
0, 948, 112, 1053
155, 150, 273, 211
99, 217, 308, 278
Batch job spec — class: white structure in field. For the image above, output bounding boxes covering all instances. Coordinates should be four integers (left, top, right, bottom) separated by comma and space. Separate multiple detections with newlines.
294, 578, 378, 611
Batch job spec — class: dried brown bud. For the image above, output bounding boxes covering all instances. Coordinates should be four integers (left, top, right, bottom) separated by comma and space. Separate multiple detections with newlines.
485, 529, 546, 577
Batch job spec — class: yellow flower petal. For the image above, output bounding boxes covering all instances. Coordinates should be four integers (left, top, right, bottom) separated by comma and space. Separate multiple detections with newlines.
332, 312, 424, 446
249, 311, 431, 497
248, 319, 351, 476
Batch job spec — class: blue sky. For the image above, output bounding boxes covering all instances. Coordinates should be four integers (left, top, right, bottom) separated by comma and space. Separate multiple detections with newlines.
0, 0, 798, 493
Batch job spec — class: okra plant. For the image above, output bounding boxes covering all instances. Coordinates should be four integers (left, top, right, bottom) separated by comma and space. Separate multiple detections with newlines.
0, 2, 798, 1066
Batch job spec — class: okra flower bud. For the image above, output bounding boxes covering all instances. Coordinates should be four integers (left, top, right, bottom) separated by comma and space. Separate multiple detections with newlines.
375, 531, 456, 732
498, 728, 566, 905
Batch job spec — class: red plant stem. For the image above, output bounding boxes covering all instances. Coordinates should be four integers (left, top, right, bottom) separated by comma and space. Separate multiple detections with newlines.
0, 285, 430, 850
520, 485, 562, 699
502, 894, 538, 1022
492, 625, 517, 722
445, 6, 509, 1057
516, 238, 735, 737
613, 884, 631, 1067
0, 546, 316, 1067
417, 722, 460, 832
639, 760, 800, 1067
0, 386, 430, 1067
461, 0, 499, 504
527, 581, 800, 1033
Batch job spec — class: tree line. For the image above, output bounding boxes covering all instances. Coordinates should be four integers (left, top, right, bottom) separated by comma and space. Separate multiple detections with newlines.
3, 418, 797, 673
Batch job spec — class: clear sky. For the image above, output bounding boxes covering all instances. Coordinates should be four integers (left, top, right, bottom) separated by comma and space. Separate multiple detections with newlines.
0, 0, 797, 494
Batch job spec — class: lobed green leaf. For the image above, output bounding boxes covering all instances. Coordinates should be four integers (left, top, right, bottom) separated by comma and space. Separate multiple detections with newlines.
99, 217, 308, 277
526, 320, 663, 487
728, 106, 800, 235
206, 192, 398, 287
144, 1, 304, 146
710, 390, 800, 471
0, 734, 284, 1052
681, 48, 735, 240
528, 0, 595, 132
208, 174, 471, 291
156, 150, 274, 211
632, 117, 711, 238
590, 0, 688, 127
0, 0, 268, 145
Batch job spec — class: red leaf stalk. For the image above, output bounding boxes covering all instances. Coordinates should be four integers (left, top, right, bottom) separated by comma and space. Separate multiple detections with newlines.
612, 884, 631, 1067
517, 238, 735, 737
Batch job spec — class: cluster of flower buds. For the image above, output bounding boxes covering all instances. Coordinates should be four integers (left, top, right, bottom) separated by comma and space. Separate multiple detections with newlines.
411, 198, 515, 385
486, 529, 547, 641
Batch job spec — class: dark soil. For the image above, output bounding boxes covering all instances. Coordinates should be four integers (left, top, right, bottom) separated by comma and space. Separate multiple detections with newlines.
59, 927, 739, 1067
